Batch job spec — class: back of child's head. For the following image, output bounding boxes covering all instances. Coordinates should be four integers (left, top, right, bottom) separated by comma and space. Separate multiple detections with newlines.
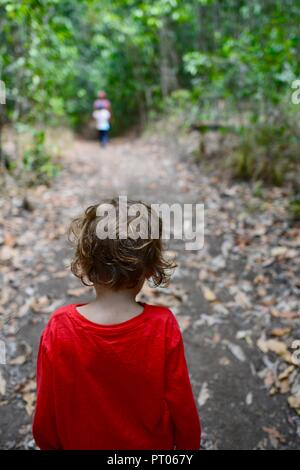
68, 198, 175, 290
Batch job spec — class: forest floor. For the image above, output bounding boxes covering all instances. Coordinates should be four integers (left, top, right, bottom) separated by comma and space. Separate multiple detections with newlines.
1, 131, 300, 449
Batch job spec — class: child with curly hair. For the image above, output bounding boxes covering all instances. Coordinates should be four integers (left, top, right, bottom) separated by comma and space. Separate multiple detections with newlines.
32, 198, 201, 450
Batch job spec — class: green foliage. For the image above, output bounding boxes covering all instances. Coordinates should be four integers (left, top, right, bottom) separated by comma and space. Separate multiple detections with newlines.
1, 0, 300, 131
289, 195, 300, 221
230, 118, 299, 185
22, 129, 59, 184
0, 0, 299, 186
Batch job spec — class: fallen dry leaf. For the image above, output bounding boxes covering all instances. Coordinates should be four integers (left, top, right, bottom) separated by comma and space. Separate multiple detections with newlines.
9, 341, 32, 365
271, 246, 287, 257
202, 286, 217, 302
278, 366, 295, 381
219, 356, 231, 366
198, 382, 210, 407
30, 295, 50, 313
257, 338, 292, 363
246, 392, 253, 405
234, 290, 251, 309
262, 426, 286, 448
224, 340, 246, 362
270, 309, 300, 320
287, 394, 300, 415
23, 392, 36, 416
271, 327, 292, 337
67, 287, 90, 297
53, 270, 68, 279
10, 355, 27, 365
4, 232, 17, 247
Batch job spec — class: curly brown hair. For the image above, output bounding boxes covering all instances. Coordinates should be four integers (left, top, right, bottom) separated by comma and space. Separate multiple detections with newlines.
68, 198, 176, 290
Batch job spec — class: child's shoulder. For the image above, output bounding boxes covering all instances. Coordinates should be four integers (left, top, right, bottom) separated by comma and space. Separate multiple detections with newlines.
145, 304, 182, 345
145, 303, 173, 317
48, 303, 74, 322
145, 303, 180, 329
41, 303, 75, 343
41, 303, 180, 344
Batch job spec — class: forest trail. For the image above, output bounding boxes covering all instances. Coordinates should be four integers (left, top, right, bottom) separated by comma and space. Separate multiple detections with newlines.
1, 134, 300, 449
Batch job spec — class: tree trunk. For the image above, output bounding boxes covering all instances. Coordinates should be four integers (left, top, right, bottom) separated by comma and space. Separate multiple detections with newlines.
158, 19, 178, 98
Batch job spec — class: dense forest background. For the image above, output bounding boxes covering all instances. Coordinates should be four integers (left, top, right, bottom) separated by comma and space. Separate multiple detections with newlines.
0, 0, 300, 198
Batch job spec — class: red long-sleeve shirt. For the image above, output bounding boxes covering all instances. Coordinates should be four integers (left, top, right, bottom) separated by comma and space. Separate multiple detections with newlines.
32, 303, 201, 450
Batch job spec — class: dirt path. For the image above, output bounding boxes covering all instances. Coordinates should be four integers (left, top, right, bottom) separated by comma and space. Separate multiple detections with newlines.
1, 134, 300, 449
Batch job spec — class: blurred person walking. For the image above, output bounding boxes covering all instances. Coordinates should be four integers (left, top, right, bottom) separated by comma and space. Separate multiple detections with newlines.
93, 90, 111, 112
93, 91, 112, 147
93, 104, 111, 147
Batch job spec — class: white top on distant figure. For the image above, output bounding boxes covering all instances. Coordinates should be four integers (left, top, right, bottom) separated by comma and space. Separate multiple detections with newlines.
93, 109, 111, 131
